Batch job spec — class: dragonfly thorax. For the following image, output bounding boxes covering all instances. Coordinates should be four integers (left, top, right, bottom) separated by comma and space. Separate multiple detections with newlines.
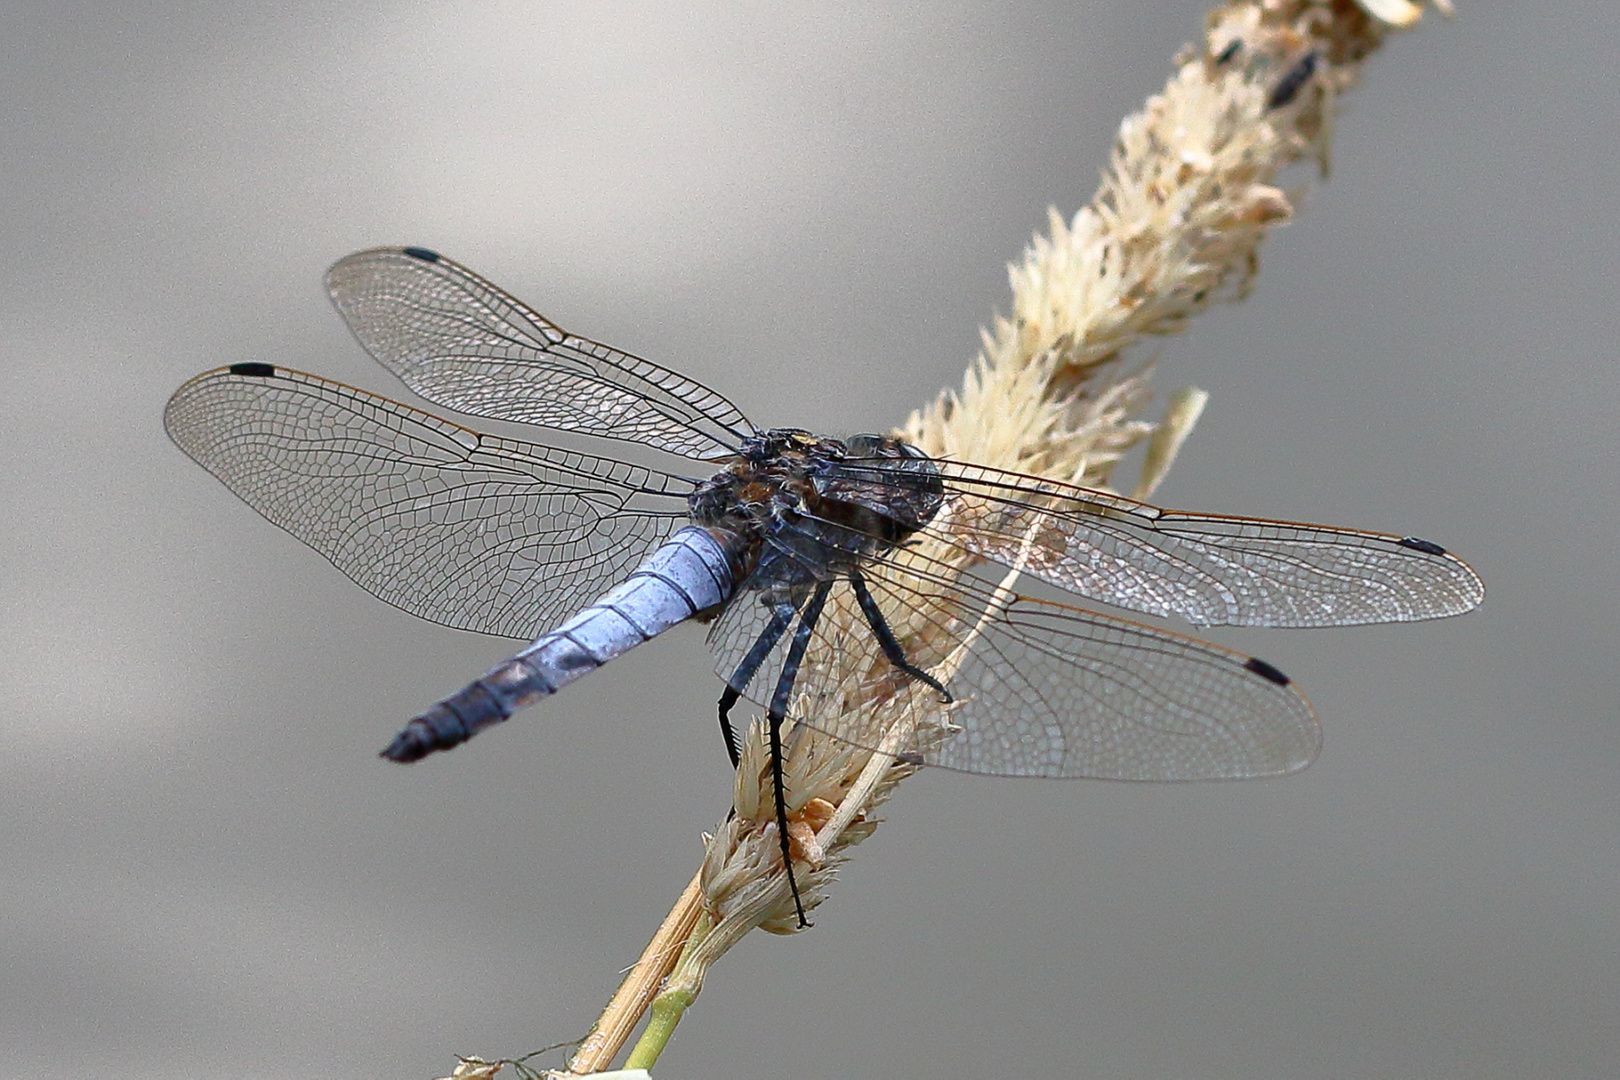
687, 428, 946, 589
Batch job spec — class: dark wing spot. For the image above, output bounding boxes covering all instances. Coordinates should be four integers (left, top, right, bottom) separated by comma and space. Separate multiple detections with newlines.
1398, 536, 1448, 556
1267, 50, 1318, 109
1244, 656, 1292, 687
401, 246, 441, 263
228, 362, 276, 378
1215, 39, 1242, 65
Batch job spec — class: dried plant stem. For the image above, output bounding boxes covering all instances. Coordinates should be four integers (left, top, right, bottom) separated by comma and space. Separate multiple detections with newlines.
620, 914, 707, 1072
543, 2, 1449, 1075
618, 720, 919, 1070
562, 872, 704, 1075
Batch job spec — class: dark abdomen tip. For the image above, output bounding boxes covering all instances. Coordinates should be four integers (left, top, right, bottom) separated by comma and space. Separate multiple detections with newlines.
1245, 656, 1292, 686
381, 702, 471, 763
381, 682, 509, 762
401, 246, 440, 263
1398, 536, 1448, 556
228, 362, 276, 378
381, 724, 433, 763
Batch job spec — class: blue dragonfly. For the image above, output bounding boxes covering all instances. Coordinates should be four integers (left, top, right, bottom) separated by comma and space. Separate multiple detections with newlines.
166, 247, 1484, 924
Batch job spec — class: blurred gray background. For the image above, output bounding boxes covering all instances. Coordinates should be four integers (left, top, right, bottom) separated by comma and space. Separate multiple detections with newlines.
3, 3, 1615, 1078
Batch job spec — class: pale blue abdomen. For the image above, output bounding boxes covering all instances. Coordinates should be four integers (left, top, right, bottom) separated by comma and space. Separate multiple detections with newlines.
381, 526, 740, 761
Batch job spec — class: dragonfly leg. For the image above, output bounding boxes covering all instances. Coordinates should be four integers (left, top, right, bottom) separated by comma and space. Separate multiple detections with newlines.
715, 688, 743, 770
716, 603, 796, 770
848, 568, 952, 703
766, 582, 831, 929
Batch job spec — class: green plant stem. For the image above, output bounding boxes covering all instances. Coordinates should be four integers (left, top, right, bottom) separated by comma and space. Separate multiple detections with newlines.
623, 987, 695, 1072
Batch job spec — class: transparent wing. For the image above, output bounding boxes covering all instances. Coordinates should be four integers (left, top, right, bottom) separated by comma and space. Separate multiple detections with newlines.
165, 364, 693, 639
707, 541, 1320, 781
324, 247, 755, 458
826, 457, 1484, 628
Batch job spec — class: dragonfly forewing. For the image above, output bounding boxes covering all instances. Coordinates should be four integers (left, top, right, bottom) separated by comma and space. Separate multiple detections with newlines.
850, 458, 1486, 628
325, 247, 755, 458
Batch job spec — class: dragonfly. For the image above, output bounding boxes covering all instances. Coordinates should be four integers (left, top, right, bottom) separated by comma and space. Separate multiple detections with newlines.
165, 246, 1484, 925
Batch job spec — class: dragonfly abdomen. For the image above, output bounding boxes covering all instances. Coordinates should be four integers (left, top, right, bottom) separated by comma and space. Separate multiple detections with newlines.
381, 526, 741, 762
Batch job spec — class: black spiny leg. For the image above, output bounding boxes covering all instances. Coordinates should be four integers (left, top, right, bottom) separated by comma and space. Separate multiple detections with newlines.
766, 582, 831, 928
717, 604, 796, 770
849, 568, 952, 703
716, 688, 743, 770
